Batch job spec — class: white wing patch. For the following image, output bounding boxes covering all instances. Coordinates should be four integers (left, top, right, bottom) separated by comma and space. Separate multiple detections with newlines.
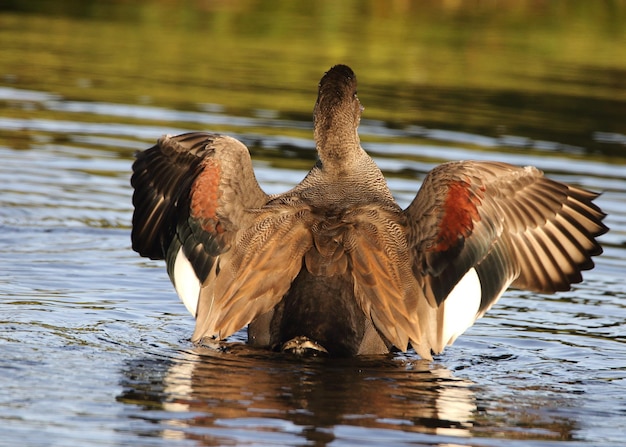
440, 268, 482, 347
173, 247, 201, 317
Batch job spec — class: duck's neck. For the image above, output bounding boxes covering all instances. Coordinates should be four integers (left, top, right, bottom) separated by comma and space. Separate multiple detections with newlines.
313, 111, 364, 175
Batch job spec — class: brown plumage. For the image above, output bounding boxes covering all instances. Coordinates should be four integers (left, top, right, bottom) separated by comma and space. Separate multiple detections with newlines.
131, 64, 608, 359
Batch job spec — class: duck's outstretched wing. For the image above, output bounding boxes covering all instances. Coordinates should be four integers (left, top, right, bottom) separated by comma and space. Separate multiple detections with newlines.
131, 132, 269, 317
404, 161, 607, 355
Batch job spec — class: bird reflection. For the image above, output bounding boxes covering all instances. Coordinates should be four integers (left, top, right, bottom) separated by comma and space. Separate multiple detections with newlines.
117, 344, 476, 445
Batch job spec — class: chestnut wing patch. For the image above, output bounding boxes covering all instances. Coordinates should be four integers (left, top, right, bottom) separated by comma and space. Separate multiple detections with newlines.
190, 158, 226, 235
415, 171, 497, 308
433, 179, 485, 253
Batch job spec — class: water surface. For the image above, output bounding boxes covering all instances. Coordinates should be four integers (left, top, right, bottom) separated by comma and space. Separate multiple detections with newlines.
1, 2, 625, 446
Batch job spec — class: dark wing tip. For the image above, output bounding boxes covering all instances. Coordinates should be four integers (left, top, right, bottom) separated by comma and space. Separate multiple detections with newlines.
130, 132, 219, 260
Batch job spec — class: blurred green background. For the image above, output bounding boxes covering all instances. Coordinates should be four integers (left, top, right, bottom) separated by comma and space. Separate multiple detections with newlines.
1, 0, 624, 155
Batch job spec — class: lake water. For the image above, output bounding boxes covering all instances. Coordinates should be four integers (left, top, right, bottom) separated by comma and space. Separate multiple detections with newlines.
1, 1, 625, 446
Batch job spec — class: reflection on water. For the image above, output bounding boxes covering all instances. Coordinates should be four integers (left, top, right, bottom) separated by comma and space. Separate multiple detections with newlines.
1, 1, 626, 446
117, 340, 614, 445
117, 346, 477, 445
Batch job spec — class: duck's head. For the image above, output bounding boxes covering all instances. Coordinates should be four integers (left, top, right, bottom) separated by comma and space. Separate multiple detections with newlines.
313, 65, 363, 154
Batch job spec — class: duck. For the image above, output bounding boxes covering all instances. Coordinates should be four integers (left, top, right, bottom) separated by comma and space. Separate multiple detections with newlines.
131, 64, 607, 359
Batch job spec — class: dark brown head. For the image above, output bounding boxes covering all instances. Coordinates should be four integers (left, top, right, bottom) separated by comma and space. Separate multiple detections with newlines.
313, 65, 363, 155
316, 65, 358, 111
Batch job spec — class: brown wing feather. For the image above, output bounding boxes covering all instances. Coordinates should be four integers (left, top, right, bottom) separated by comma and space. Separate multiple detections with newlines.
507, 181, 606, 291
131, 132, 269, 309
407, 162, 504, 304
131, 132, 218, 260
339, 206, 425, 354
193, 205, 314, 342
405, 161, 607, 354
